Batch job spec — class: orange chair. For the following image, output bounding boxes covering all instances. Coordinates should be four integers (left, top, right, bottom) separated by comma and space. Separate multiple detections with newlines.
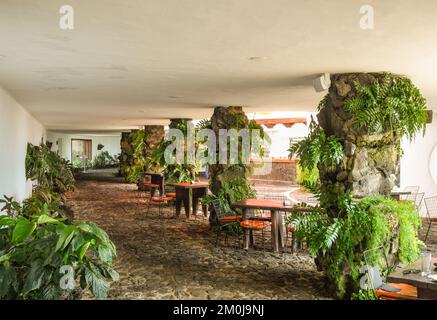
146, 196, 174, 217
143, 182, 160, 197
239, 219, 271, 251
211, 199, 242, 247
375, 283, 417, 300
363, 247, 418, 300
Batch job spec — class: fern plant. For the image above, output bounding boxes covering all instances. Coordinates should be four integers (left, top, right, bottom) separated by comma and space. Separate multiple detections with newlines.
288, 120, 344, 172
344, 73, 428, 140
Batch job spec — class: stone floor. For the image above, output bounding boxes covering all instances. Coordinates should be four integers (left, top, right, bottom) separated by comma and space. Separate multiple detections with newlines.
66, 171, 437, 300
67, 178, 329, 300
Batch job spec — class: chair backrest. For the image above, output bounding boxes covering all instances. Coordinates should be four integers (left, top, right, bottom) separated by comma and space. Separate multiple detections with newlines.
404, 186, 420, 194
424, 196, 437, 218
414, 193, 425, 210
211, 199, 226, 221
403, 192, 424, 209
363, 246, 390, 290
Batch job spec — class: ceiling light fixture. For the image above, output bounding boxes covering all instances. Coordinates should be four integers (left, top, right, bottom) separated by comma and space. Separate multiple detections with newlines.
249, 56, 268, 61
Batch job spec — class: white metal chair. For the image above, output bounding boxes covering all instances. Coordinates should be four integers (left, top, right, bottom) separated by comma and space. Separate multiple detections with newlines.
424, 196, 437, 242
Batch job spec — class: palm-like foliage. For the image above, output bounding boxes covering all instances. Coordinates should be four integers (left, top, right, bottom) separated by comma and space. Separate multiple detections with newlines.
344, 73, 428, 140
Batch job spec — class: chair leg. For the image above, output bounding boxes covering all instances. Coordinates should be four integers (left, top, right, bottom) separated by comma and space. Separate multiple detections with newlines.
261, 229, 265, 252
425, 220, 432, 242
146, 201, 151, 217
291, 233, 296, 254
215, 228, 221, 247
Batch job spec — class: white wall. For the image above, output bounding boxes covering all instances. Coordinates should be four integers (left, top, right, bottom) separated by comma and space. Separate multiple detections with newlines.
47, 132, 121, 163
0, 86, 46, 202
401, 112, 437, 214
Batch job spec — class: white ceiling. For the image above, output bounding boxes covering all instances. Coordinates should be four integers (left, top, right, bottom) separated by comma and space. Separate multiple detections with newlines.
0, 0, 436, 130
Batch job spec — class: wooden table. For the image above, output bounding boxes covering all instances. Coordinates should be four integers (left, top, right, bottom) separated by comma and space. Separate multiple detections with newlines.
144, 172, 165, 196
390, 191, 412, 201
386, 258, 437, 299
232, 199, 295, 252
169, 182, 209, 218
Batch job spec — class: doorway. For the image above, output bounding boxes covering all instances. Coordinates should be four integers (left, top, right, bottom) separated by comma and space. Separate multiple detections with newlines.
71, 139, 92, 168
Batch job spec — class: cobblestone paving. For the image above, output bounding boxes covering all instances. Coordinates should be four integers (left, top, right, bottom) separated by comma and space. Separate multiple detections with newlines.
67, 179, 330, 300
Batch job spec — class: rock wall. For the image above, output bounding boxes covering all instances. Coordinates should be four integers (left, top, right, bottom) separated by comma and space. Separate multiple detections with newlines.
318, 73, 401, 198
249, 159, 297, 184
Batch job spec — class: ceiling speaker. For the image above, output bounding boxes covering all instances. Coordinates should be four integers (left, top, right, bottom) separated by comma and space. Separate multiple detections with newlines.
313, 73, 331, 92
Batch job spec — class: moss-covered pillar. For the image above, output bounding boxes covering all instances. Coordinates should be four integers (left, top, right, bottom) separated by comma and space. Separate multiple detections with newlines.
119, 130, 136, 178
169, 118, 192, 129
144, 125, 165, 159
317, 73, 401, 198
135, 125, 165, 190
209, 106, 253, 225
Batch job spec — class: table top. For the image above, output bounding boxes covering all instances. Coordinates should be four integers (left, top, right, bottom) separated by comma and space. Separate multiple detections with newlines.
232, 199, 296, 211
390, 191, 412, 196
169, 182, 209, 189
144, 172, 164, 176
386, 258, 437, 290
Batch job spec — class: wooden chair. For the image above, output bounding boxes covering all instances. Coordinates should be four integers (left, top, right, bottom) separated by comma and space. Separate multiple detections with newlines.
363, 247, 417, 300
211, 199, 242, 247
424, 196, 437, 242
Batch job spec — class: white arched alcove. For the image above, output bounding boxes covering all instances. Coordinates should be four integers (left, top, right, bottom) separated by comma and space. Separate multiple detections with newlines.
430, 144, 437, 185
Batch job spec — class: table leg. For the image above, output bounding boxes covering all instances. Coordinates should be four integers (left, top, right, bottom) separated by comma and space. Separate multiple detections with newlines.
183, 189, 191, 218
192, 187, 208, 216
150, 187, 156, 197
242, 208, 250, 250
418, 287, 437, 299
271, 210, 279, 252
277, 211, 284, 249
175, 188, 184, 217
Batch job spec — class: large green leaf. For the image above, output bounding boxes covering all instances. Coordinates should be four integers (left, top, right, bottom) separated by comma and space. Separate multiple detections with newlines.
12, 219, 36, 243
98, 244, 113, 264
85, 266, 109, 300
37, 214, 60, 225
55, 225, 75, 251
0, 266, 16, 298
23, 260, 45, 294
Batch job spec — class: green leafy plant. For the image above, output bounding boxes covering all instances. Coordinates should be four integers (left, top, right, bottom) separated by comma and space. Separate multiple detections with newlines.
0, 212, 118, 300
288, 121, 344, 172
149, 121, 200, 183
25, 142, 75, 195
286, 194, 421, 298
93, 151, 118, 169
343, 73, 428, 140
296, 164, 320, 188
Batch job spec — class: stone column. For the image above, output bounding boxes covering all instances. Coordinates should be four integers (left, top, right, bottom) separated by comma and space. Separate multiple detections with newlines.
144, 125, 165, 159
119, 130, 137, 178
209, 106, 252, 225
169, 118, 192, 129
317, 73, 401, 198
